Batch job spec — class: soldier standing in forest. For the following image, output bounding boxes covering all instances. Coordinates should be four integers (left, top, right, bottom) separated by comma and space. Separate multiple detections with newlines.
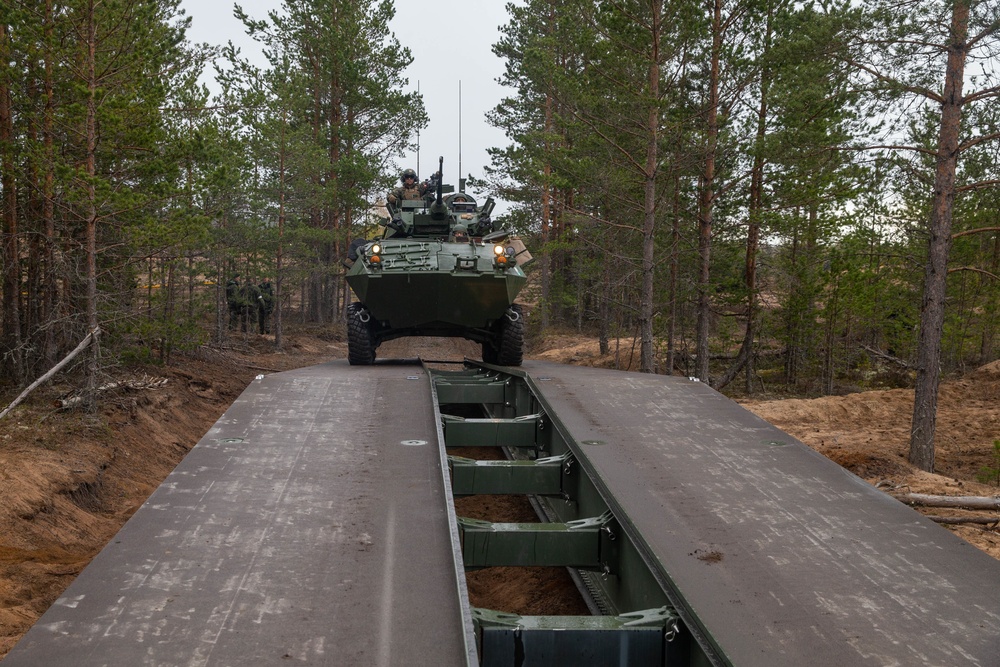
226, 276, 242, 330
225, 275, 261, 333
239, 283, 260, 333
258, 281, 275, 334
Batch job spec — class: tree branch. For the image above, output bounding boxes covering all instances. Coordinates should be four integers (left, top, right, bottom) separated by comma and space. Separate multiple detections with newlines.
840, 57, 943, 103
956, 179, 1000, 193
0, 328, 100, 422
947, 266, 1000, 281
958, 130, 1000, 152
952, 226, 1000, 239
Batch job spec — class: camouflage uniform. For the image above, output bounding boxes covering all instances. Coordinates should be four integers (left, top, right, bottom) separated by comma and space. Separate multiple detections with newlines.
257, 282, 275, 334
387, 168, 426, 205
387, 182, 426, 205
226, 277, 242, 330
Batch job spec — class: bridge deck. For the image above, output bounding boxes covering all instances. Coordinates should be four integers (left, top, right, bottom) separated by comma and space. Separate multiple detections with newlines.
4, 361, 473, 667
9, 358, 1000, 667
522, 360, 1000, 667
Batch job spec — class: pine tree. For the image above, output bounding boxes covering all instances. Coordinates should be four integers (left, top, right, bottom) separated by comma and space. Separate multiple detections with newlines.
846, 0, 1000, 470
233, 0, 425, 325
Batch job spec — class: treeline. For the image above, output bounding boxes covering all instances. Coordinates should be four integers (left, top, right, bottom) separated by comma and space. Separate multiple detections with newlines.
481, 0, 1000, 469
0, 0, 424, 396
1, 1, 999, 471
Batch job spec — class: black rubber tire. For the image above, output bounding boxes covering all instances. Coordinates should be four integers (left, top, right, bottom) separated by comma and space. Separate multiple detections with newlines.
496, 304, 524, 366
481, 342, 498, 364
347, 303, 376, 365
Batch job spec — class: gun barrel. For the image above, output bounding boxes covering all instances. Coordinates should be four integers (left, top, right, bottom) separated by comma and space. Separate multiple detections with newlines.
435, 156, 444, 206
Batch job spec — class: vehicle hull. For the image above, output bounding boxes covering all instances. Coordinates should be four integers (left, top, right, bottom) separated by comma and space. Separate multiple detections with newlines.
346, 239, 526, 335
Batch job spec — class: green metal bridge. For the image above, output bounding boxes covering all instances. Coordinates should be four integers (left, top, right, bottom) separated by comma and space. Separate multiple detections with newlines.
5, 359, 1000, 666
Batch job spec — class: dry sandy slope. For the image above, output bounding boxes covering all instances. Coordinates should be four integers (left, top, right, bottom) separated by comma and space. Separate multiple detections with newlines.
739, 360, 1000, 559
0, 334, 340, 655
0, 331, 997, 656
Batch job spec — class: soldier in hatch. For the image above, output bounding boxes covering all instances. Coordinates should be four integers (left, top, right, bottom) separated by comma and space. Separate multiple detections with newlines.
386, 168, 426, 205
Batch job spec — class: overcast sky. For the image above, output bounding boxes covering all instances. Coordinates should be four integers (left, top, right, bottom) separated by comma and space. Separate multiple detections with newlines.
178, 0, 517, 203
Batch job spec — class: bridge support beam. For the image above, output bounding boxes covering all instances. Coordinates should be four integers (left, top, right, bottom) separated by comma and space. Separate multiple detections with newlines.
474, 607, 679, 667
435, 378, 507, 405
448, 454, 569, 496
458, 512, 615, 570
442, 414, 543, 448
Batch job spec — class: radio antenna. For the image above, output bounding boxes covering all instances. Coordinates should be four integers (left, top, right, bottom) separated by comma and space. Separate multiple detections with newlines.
458, 80, 464, 192
416, 80, 421, 178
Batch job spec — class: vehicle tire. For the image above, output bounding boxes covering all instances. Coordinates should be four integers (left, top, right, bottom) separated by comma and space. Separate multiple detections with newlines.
496, 304, 523, 366
481, 341, 498, 364
347, 303, 376, 365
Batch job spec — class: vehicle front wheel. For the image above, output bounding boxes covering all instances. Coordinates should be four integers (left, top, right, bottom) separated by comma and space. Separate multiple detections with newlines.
495, 304, 523, 366
347, 303, 376, 365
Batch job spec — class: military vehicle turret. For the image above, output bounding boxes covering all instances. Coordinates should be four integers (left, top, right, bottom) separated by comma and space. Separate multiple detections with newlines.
345, 157, 530, 365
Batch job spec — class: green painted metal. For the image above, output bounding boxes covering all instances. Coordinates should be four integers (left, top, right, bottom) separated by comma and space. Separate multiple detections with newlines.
474, 608, 678, 667
458, 512, 614, 569
448, 454, 569, 496
344, 164, 528, 356
348, 267, 522, 329
459, 369, 676, 618
433, 363, 715, 667
435, 379, 508, 405
474, 605, 678, 631
442, 414, 542, 448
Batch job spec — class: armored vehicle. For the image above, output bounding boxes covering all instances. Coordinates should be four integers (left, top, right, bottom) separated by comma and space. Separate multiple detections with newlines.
345, 158, 530, 365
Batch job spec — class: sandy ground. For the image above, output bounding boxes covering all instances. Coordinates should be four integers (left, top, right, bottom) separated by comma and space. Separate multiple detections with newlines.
0, 328, 997, 655
739, 360, 1000, 560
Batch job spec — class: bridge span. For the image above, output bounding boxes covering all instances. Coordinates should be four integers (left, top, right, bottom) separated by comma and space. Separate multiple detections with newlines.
5, 359, 1000, 666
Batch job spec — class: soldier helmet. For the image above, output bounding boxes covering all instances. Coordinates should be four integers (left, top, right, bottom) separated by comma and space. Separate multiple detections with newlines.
400, 168, 417, 183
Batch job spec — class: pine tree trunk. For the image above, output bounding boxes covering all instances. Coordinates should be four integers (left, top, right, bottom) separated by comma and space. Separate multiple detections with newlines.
696, 0, 722, 383
909, 0, 969, 472
599, 258, 610, 356
540, 94, 553, 330
276, 110, 286, 351
639, 1, 662, 374
667, 176, 681, 376
784, 223, 800, 385
717, 5, 772, 393
84, 0, 100, 410
43, 0, 58, 365
0, 21, 23, 380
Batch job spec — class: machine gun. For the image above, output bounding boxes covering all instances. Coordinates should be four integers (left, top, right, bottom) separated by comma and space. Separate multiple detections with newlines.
473, 196, 496, 236
423, 171, 441, 201
428, 156, 448, 221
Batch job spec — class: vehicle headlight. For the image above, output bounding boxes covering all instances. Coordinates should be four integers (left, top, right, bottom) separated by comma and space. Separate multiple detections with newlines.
370, 243, 382, 255
493, 244, 505, 256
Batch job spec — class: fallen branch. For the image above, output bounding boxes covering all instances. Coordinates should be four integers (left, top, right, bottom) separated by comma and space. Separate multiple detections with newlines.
56, 374, 168, 409
0, 328, 99, 422
896, 493, 1000, 510
861, 344, 912, 369
927, 516, 1000, 526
